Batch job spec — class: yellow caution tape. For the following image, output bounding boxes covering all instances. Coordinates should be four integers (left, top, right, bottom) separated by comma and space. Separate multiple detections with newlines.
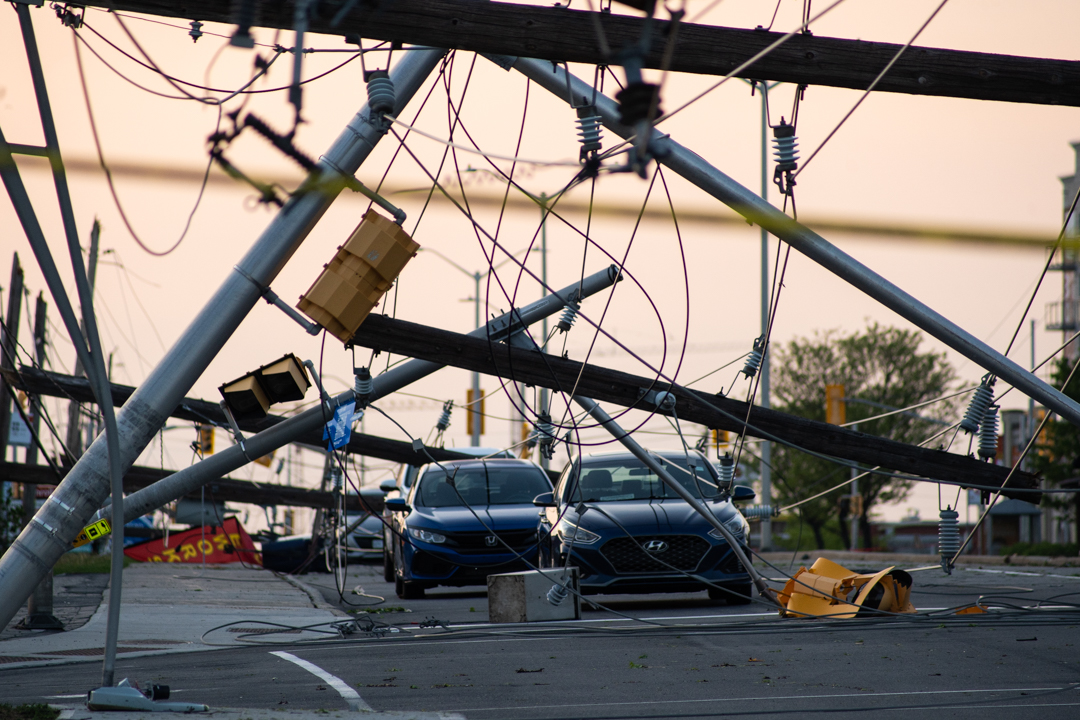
72, 518, 111, 548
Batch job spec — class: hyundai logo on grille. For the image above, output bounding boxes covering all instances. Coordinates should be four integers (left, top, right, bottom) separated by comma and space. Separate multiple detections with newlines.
643, 540, 669, 554
485, 535, 499, 547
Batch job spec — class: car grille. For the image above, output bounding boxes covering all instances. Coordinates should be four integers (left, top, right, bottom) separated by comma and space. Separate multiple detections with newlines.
412, 551, 454, 576
601, 535, 709, 574
446, 529, 538, 555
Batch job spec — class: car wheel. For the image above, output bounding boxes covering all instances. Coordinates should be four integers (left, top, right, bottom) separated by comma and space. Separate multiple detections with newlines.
708, 583, 753, 605
395, 574, 425, 599
382, 549, 394, 582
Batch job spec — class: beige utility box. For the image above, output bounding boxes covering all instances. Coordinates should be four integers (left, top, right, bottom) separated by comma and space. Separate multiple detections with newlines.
298, 209, 420, 343
488, 568, 580, 623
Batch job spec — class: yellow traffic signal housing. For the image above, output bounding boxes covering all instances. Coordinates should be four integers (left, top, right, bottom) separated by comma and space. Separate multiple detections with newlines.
196, 425, 214, 455
777, 557, 915, 619
466, 389, 486, 436
298, 209, 420, 343
825, 384, 846, 425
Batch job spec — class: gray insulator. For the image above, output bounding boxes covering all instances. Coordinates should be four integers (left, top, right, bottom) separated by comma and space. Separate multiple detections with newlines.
772, 120, 799, 171
718, 453, 735, 487
354, 367, 373, 398
537, 414, 555, 460
366, 71, 396, 116
576, 107, 603, 155
978, 404, 999, 460
740, 505, 774, 520
741, 336, 766, 378
436, 401, 453, 432
938, 507, 960, 574
653, 391, 676, 411
556, 301, 580, 333
960, 374, 996, 434
547, 583, 569, 606
330, 467, 343, 492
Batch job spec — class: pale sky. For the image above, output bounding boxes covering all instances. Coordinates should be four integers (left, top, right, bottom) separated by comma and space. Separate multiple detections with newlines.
2, 0, 1079, 525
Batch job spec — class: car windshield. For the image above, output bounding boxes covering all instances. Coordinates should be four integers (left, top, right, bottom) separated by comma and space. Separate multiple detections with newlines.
418, 464, 551, 507
565, 455, 721, 502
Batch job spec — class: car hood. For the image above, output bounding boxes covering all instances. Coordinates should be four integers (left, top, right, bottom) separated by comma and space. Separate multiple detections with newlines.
408, 504, 540, 532
568, 498, 738, 535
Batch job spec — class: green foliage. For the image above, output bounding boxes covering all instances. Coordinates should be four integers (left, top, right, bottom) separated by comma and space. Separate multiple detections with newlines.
1029, 357, 1080, 521
998, 541, 1079, 557
0, 705, 60, 720
770, 323, 958, 549
0, 485, 26, 556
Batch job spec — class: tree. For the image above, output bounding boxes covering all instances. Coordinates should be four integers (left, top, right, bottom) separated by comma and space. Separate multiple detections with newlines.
1029, 357, 1080, 549
769, 323, 959, 549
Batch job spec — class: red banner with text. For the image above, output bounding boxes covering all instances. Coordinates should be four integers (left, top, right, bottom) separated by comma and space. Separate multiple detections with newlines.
124, 517, 261, 565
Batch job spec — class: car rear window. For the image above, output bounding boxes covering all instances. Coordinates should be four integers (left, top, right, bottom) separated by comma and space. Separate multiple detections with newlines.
418, 464, 552, 507
564, 456, 720, 502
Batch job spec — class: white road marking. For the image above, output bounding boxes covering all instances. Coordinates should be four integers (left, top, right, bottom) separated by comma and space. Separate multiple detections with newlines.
269, 650, 371, 711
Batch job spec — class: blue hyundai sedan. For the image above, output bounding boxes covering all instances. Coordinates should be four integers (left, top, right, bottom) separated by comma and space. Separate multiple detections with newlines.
536, 451, 754, 603
385, 458, 553, 599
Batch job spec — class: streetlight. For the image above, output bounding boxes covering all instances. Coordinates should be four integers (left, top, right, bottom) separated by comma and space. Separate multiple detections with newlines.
419, 246, 536, 446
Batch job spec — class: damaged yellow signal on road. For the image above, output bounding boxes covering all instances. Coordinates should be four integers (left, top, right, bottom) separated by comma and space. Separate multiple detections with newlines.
778, 557, 916, 619
72, 518, 112, 549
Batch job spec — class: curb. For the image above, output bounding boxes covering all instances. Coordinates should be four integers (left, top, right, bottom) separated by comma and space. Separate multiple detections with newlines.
757, 549, 1080, 569
276, 573, 349, 617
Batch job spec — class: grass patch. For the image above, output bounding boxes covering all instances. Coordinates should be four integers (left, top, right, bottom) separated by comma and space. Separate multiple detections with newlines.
54, 552, 133, 575
0, 704, 60, 720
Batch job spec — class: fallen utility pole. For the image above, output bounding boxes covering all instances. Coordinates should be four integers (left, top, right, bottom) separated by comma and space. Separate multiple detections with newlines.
0, 462, 388, 515
80, 0, 1080, 106
507, 56, 1080, 432
575, 397, 778, 605
4, 366, 519, 468
111, 266, 620, 526
0, 47, 448, 633
348, 313, 1040, 501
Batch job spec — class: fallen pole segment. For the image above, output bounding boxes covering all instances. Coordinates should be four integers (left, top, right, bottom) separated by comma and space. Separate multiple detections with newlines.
574, 397, 778, 605
114, 266, 620, 525
0, 48, 447, 631
347, 313, 1040, 500
506, 56, 1080, 430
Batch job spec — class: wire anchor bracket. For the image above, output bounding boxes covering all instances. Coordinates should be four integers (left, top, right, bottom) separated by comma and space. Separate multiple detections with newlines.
232, 264, 321, 335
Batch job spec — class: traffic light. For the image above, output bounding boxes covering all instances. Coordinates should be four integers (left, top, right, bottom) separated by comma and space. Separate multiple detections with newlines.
466, 388, 486, 436
196, 425, 214, 455
825, 384, 846, 425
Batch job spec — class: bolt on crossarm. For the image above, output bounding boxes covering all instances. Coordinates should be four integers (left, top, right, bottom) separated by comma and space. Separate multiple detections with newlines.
112, 266, 621, 524
0, 47, 448, 632
574, 396, 780, 606
503, 55, 1080, 430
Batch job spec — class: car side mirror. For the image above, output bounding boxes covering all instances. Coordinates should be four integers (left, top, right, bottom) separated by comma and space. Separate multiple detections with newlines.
379, 479, 399, 494
385, 497, 411, 513
532, 492, 556, 507
732, 485, 756, 503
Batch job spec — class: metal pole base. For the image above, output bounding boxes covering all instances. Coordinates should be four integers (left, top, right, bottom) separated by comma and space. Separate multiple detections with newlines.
15, 612, 63, 631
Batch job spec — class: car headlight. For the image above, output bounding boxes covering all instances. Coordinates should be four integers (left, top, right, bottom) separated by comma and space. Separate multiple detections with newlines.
408, 527, 447, 544
554, 519, 601, 545
709, 516, 748, 542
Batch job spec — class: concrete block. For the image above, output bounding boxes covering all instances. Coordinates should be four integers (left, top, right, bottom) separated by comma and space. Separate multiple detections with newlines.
488, 568, 580, 623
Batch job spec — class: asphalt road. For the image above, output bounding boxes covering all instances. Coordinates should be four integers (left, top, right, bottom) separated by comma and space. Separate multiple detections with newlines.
4, 559, 1080, 718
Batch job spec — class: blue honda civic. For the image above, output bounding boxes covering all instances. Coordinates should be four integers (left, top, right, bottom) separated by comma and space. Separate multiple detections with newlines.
385, 458, 553, 599
535, 450, 754, 603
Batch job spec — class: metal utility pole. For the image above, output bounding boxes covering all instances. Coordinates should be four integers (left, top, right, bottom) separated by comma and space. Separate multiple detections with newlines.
538, 192, 550, 471
23, 292, 61, 630
0, 253, 24, 465
64, 221, 100, 461
757, 81, 773, 552
0, 46, 448, 633
112, 267, 621, 525
849, 423, 860, 551
471, 270, 482, 446
508, 56, 1080, 429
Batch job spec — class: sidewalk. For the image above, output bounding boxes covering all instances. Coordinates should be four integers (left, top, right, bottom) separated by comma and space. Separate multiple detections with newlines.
0, 562, 347, 670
